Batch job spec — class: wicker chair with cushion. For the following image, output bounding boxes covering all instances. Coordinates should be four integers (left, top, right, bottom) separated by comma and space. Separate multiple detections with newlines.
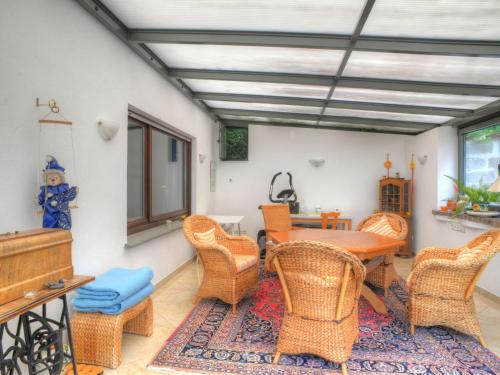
183, 215, 259, 313
357, 213, 408, 295
269, 241, 366, 375
408, 229, 499, 346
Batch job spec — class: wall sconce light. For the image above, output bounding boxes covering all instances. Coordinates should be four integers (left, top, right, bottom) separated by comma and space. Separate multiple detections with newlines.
309, 157, 325, 168
199, 153, 207, 164
417, 154, 428, 165
97, 119, 120, 141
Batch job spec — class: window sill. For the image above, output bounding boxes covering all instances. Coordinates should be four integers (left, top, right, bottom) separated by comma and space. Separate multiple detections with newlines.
432, 210, 500, 229
126, 220, 183, 248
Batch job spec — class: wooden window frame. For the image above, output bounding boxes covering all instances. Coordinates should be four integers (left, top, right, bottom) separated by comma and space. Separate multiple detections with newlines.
127, 106, 192, 235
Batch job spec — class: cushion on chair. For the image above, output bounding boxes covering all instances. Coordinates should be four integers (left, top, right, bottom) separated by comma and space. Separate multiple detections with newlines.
194, 228, 217, 245
457, 237, 492, 263
234, 255, 258, 272
360, 215, 399, 239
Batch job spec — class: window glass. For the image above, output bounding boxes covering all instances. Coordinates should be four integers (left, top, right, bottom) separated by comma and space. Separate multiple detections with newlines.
463, 124, 500, 187
151, 129, 186, 216
127, 123, 145, 221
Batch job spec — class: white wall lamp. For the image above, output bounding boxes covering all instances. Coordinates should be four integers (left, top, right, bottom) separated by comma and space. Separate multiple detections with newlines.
97, 119, 120, 141
309, 157, 325, 168
417, 154, 428, 165
199, 153, 207, 164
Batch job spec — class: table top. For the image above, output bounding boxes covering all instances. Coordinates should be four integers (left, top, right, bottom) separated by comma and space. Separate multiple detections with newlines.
208, 215, 244, 224
270, 229, 404, 259
0, 275, 94, 324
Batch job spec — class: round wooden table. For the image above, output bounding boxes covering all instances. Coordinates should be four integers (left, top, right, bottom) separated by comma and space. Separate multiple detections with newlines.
270, 229, 405, 314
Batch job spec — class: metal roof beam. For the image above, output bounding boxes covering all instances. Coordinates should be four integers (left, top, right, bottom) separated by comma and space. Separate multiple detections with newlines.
170, 69, 500, 96
129, 30, 500, 57
194, 92, 469, 117
212, 108, 436, 129
221, 120, 423, 136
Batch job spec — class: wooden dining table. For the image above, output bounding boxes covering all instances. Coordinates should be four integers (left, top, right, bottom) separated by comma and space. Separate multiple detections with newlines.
269, 228, 405, 314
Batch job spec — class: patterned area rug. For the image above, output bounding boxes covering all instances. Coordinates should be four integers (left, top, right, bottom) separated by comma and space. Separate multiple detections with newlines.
149, 272, 499, 374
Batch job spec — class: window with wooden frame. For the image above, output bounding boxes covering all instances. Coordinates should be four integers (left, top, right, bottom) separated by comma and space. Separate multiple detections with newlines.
127, 106, 191, 234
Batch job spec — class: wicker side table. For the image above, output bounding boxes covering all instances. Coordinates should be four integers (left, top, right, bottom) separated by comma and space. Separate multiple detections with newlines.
71, 297, 153, 368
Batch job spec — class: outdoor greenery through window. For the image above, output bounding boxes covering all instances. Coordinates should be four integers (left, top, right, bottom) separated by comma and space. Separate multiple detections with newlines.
462, 124, 500, 188
221, 126, 248, 161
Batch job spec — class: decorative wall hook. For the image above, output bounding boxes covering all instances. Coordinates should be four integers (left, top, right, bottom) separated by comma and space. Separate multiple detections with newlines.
199, 154, 207, 163
418, 154, 428, 165
36, 98, 72, 125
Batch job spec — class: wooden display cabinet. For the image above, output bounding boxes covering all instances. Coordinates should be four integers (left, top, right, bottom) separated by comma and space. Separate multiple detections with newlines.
379, 177, 413, 257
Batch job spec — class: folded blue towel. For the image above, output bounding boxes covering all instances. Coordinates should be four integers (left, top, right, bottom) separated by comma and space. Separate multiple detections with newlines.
76, 267, 153, 302
73, 283, 154, 315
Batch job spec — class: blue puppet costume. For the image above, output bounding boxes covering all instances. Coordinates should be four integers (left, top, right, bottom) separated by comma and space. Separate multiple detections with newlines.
38, 156, 78, 229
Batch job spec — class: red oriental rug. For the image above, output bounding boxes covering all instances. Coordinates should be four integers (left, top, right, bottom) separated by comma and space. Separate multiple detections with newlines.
149, 272, 499, 374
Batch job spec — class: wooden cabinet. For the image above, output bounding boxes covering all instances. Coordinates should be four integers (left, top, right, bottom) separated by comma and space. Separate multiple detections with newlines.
379, 178, 413, 257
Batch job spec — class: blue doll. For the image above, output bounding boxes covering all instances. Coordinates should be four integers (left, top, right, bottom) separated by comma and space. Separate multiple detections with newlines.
38, 156, 78, 229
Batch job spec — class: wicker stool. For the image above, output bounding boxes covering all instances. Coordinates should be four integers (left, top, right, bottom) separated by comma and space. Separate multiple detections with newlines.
72, 297, 153, 369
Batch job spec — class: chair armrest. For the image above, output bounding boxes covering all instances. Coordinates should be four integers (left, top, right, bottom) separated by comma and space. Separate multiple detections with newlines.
408, 258, 477, 300
413, 247, 460, 269
219, 235, 259, 258
194, 242, 238, 274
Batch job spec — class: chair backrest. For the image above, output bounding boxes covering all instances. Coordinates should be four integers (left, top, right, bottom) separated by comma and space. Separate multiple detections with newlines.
183, 215, 227, 247
321, 211, 341, 230
269, 241, 365, 321
261, 204, 292, 233
356, 212, 408, 240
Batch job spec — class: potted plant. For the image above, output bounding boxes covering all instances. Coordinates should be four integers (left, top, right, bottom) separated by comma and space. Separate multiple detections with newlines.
445, 175, 500, 214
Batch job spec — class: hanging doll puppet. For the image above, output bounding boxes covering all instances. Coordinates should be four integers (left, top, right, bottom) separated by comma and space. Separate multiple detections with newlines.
38, 155, 78, 229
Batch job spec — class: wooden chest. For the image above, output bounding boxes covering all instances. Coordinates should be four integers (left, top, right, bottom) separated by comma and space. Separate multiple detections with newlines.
0, 229, 74, 305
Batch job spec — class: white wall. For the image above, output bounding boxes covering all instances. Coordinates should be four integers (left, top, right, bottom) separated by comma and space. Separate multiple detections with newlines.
214, 125, 412, 238
406, 127, 499, 296
0, 0, 215, 284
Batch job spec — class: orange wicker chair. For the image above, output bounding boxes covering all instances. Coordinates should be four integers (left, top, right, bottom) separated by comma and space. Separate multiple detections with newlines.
183, 215, 259, 313
268, 241, 366, 375
357, 213, 408, 295
408, 229, 499, 346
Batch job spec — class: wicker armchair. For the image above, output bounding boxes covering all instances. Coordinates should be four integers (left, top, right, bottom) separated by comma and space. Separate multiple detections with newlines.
357, 213, 408, 295
183, 215, 259, 313
269, 241, 366, 375
408, 229, 499, 346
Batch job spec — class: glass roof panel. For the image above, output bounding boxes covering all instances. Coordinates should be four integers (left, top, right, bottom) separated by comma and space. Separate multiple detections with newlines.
319, 122, 422, 133
332, 87, 498, 109
220, 115, 318, 125
205, 101, 321, 115
102, 0, 365, 33
344, 51, 500, 85
184, 79, 330, 99
149, 44, 344, 75
323, 107, 452, 123
362, 0, 500, 40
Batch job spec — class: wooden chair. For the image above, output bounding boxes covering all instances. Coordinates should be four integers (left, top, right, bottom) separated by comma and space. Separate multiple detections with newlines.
321, 211, 341, 230
408, 229, 499, 346
261, 204, 302, 273
183, 215, 259, 313
356, 213, 408, 295
269, 241, 366, 375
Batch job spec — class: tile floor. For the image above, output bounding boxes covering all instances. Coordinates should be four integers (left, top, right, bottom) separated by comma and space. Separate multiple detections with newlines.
103, 257, 500, 374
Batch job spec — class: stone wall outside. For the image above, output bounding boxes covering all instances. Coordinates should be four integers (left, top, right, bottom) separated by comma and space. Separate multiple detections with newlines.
465, 133, 500, 187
